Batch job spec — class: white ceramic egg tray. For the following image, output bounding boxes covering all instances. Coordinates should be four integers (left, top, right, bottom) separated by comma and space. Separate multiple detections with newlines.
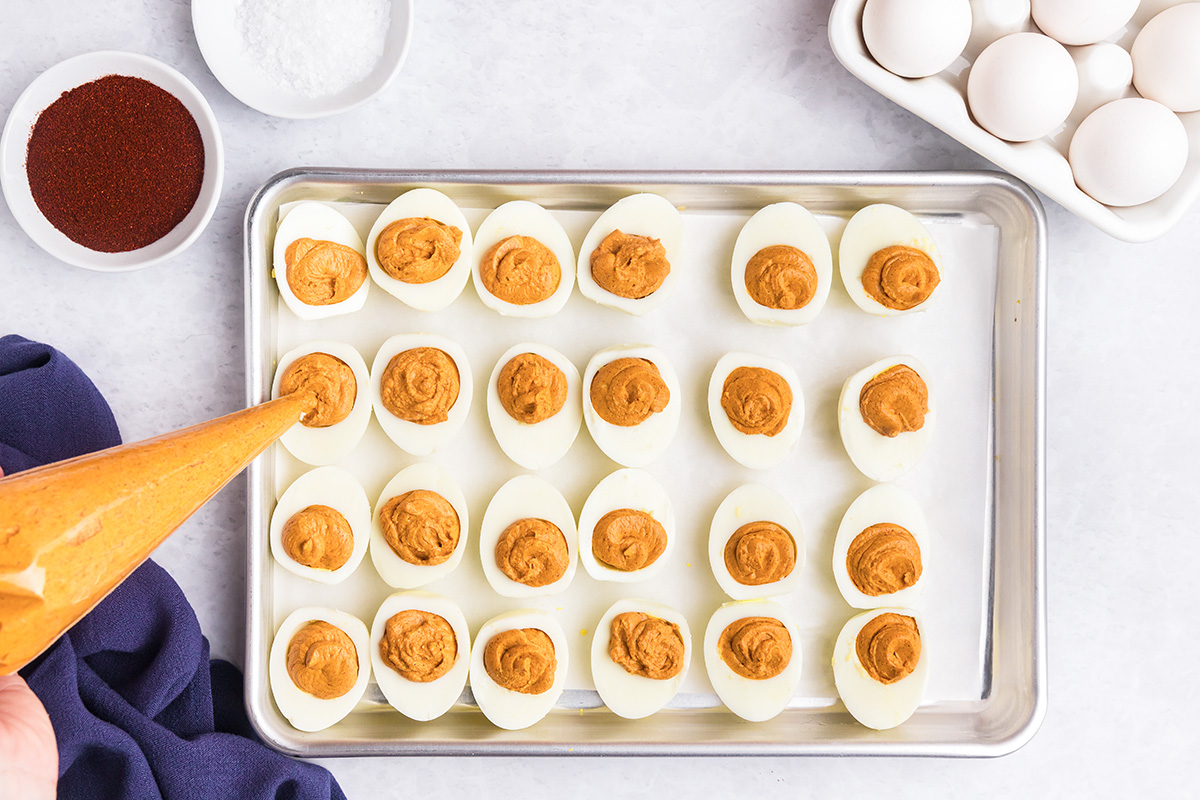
243, 169, 1045, 757
828, 0, 1200, 242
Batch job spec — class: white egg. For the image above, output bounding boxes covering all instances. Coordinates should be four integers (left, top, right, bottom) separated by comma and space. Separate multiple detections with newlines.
369, 333, 473, 456
369, 591, 470, 722
832, 484, 929, 609
469, 609, 568, 730
703, 600, 802, 722
731, 202, 833, 326
707, 352, 805, 470
1069, 98, 1189, 207
577, 468, 675, 583
365, 188, 473, 312
273, 202, 369, 320
582, 344, 682, 468
370, 463, 470, 589
271, 340, 371, 466
708, 484, 805, 600
1068, 42, 1134, 119
1132, 3, 1200, 113
478, 475, 578, 598
590, 598, 691, 719
862, 0, 973, 78
485, 342, 583, 470
471, 201, 576, 318
838, 355, 935, 482
1030, 0, 1138, 46
838, 204, 944, 316
967, 33, 1078, 142
832, 608, 929, 730
269, 466, 371, 584
268, 607, 371, 732
576, 193, 684, 315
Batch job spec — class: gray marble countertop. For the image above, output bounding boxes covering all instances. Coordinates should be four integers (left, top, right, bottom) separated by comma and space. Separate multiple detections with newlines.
2, 0, 1193, 794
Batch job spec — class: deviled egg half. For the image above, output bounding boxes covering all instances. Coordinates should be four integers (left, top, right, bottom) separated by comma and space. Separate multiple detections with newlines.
486, 342, 583, 470
707, 351, 805, 470
472, 200, 575, 318
479, 475, 578, 598
269, 466, 371, 584
704, 600, 802, 722
838, 204, 943, 316
832, 484, 928, 609
590, 598, 691, 720
370, 463, 470, 589
269, 607, 371, 732
731, 202, 833, 326
577, 468, 675, 583
272, 340, 371, 466
370, 333, 473, 456
832, 608, 929, 730
365, 188, 473, 312
370, 591, 470, 722
469, 609, 568, 730
273, 202, 369, 320
577, 193, 683, 315
709, 484, 805, 600
838, 355, 934, 482
583, 344, 681, 468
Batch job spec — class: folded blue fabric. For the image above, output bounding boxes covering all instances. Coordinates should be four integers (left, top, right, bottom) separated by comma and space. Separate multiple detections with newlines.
2, 335, 346, 800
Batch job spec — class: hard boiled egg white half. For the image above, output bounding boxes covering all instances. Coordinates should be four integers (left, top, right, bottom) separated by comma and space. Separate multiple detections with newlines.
486, 342, 583, 470
577, 468, 675, 583
471, 200, 576, 318
731, 201, 833, 326
838, 354, 935, 482
590, 598, 691, 720
469, 609, 568, 730
478, 474, 578, 598
832, 483, 929, 609
832, 607, 929, 730
271, 340, 371, 466
370, 463, 470, 589
273, 202, 369, 320
370, 591, 471, 722
709, 483, 805, 601
268, 607, 371, 732
838, 204, 944, 316
577, 193, 684, 316
703, 599, 802, 722
269, 466, 371, 584
707, 351, 805, 470
582, 344, 682, 468
369, 333, 473, 456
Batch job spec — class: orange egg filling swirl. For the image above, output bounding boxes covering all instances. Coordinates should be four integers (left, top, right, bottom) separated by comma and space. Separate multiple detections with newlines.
590, 357, 670, 427
484, 627, 557, 694
744, 244, 817, 310
376, 217, 462, 284
861, 244, 939, 311
590, 229, 671, 299
724, 520, 797, 586
494, 518, 569, 587
282, 504, 354, 570
720, 366, 792, 436
607, 611, 685, 680
380, 347, 460, 424
280, 351, 357, 428
591, 509, 667, 571
285, 620, 359, 699
855, 612, 921, 685
497, 352, 567, 424
858, 364, 928, 438
285, 237, 368, 305
379, 609, 458, 683
846, 523, 922, 597
718, 616, 792, 680
479, 235, 561, 305
379, 489, 461, 566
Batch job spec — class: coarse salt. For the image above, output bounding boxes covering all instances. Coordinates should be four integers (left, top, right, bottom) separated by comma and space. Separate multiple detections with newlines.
235, 0, 391, 98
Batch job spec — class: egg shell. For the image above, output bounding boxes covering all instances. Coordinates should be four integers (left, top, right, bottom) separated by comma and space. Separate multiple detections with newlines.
1131, 3, 1200, 113
271, 340, 372, 466
365, 188, 474, 312
370, 463, 470, 589
837, 204, 944, 316
577, 468, 676, 583
268, 607, 371, 732
838, 355, 935, 482
469, 609, 568, 730
471, 201, 576, 318
708, 483, 806, 600
589, 598, 692, 719
831, 484, 929, 609
1068, 98, 1189, 207
966, 32, 1078, 142
478, 474, 578, 598
369, 591, 471, 722
269, 466, 371, 584
832, 608, 929, 730
1067, 42, 1133, 119
703, 600, 802, 722
273, 202, 370, 320
582, 344, 682, 468
862, 0, 973, 78
730, 202, 833, 326
1030, 0, 1138, 46
369, 333, 473, 456
707, 351, 805, 470
485, 342, 583, 470
576, 193, 684, 315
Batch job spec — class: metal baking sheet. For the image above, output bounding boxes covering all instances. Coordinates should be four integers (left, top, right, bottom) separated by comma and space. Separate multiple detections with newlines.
243, 169, 1045, 757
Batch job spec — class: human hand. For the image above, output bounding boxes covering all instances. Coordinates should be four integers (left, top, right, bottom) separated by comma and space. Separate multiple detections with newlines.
0, 673, 58, 800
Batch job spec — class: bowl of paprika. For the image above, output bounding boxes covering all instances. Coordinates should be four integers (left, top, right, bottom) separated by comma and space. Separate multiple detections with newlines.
0, 50, 224, 271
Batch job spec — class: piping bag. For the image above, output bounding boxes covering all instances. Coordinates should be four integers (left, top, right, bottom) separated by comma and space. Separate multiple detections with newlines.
0, 390, 314, 675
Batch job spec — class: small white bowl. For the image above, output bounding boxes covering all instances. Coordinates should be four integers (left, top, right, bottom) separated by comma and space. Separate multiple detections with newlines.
0, 51, 224, 272
192, 0, 414, 119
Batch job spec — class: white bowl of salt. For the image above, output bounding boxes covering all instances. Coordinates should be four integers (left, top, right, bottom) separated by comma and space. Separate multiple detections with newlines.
193, 0, 413, 119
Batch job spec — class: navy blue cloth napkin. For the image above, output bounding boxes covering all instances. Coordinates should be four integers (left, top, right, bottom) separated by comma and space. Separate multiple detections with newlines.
1, 335, 347, 800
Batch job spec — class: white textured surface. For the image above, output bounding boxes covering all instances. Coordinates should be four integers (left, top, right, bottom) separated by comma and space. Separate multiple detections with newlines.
0, 0, 1196, 795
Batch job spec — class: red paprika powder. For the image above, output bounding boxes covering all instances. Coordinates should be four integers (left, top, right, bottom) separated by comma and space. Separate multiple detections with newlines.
25, 74, 205, 254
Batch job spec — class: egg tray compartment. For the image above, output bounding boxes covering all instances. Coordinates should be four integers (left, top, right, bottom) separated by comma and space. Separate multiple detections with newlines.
828, 0, 1200, 242
243, 168, 1045, 757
